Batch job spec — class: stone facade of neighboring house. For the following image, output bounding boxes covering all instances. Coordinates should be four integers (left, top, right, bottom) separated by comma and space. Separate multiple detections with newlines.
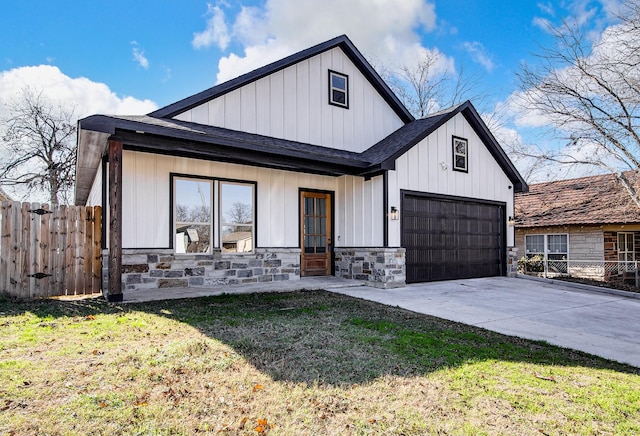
515, 172, 640, 281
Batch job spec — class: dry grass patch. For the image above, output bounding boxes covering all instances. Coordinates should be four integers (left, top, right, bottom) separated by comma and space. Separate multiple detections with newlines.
0, 290, 639, 435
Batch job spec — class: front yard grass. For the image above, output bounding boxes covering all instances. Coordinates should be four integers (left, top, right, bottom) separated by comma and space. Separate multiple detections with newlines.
1, 290, 638, 435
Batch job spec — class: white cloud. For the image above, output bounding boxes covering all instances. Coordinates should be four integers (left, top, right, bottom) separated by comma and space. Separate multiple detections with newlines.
202, 0, 440, 84
537, 2, 556, 16
0, 65, 157, 120
532, 16, 553, 32
131, 42, 149, 69
192, 3, 231, 50
462, 41, 495, 72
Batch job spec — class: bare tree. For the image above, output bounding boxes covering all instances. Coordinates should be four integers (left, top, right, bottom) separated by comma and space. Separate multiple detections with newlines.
383, 51, 485, 118
515, 0, 640, 205
225, 202, 252, 224
0, 88, 77, 204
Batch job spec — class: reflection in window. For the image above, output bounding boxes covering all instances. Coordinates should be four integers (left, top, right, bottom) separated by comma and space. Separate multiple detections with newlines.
329, 70, 348, 108
452, 136, 468, 172
175, 178, 212, 253
220, 182, 254, 253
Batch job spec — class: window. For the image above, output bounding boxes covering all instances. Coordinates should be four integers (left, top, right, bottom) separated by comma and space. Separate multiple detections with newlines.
174, 177, 213, 254
328, 70, 348, 108
173, 176, 255, 254
525, 233, 568, 273
618, 232, 635, 271
452, 136, 468, 172
525, 234, 568, 260
220, 182, 254, 253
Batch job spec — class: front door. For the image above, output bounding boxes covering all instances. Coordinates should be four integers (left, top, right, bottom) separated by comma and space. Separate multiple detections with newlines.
300, 191, 332, 276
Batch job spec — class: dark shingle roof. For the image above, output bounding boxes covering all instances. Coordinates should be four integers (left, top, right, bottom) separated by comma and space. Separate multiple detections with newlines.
515, 172, 640, 227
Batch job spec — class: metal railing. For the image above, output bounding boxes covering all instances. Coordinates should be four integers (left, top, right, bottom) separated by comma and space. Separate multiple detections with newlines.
518, 258, 639, 288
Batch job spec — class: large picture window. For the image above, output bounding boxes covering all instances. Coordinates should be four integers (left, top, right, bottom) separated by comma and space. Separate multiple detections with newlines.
220, 182, 254, 253
173, 176, 255, 254
174, 177, 213, 254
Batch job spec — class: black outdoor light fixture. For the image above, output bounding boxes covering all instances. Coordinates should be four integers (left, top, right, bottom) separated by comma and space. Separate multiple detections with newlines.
390, 206, 399, 220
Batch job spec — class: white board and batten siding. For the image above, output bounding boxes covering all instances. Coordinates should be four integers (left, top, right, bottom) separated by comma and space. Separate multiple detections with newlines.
119, 150, 384, 249
85, 163, 103, 207
387, 112, 516, 247
173, 48, 404, 153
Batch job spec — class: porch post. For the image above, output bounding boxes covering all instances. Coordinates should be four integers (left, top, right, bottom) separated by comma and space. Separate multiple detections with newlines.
107, 140, 123, 302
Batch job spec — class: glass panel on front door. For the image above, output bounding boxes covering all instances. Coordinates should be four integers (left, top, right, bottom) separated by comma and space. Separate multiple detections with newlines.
303, 197, 328, 253
300, 191, 332, 277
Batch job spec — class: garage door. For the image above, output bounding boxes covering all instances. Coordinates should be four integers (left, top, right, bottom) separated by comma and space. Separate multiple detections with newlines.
402, 193, 505, 283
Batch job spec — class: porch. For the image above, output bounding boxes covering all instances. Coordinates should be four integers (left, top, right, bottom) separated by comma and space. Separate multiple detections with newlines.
122, 275, 366, 303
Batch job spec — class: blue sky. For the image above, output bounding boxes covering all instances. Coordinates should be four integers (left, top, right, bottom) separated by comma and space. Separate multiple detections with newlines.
0, 0, 624, 180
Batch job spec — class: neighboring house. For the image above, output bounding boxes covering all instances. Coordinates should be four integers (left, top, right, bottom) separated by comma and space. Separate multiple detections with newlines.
75, 35, 527, 301
514, 172, 640, 279
0, 187, 12, 202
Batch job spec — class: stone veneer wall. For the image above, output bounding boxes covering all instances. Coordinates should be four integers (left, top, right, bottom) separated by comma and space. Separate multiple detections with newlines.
334, 247, 406, 288
507, 246, 518, 277
112, 248, 301, 292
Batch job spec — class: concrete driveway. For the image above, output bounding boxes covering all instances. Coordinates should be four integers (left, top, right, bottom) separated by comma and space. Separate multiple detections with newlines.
329, 276, 640, 368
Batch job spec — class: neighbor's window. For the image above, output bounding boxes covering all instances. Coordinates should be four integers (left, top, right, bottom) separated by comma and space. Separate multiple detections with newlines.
452, 136, 468, 172
174, 177, 213, 254
329, 70, 348, 108
220, 182, 254, 253
618, 232, 635, 271
525, 234, 568, 260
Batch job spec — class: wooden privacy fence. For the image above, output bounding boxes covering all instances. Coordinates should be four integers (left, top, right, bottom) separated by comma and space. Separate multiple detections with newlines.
0, 202, 102, 298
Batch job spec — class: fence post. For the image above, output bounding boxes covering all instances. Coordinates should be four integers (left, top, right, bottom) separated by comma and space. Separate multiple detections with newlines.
636, 261, 638, 288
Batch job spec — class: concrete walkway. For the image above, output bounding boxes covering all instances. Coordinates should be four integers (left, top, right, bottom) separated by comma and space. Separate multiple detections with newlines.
329, 276, 640, 368
124, 275, 640, 368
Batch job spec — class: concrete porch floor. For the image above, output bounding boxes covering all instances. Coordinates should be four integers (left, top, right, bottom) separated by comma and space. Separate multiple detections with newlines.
122, 276, 366, 303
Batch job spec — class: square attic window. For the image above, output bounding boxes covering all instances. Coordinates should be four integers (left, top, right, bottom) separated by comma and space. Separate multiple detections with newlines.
329, 70, 348, 108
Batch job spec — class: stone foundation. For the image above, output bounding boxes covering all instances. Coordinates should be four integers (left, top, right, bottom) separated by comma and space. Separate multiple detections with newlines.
334, 247, 406, 288
507, 246, 518, 278
114, 248, 301, 292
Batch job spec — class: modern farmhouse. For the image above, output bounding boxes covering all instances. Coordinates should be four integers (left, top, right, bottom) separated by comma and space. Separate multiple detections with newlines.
75, 35, 527, 301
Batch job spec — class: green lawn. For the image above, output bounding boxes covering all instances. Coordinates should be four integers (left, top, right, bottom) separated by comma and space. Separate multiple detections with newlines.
1, 290, 638, 435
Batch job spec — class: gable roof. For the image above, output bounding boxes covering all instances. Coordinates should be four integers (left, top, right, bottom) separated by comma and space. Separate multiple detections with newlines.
75, 35, 527, 204
150, 34, 414, 124
361, 101, 528, 191
515, 172, 640, 227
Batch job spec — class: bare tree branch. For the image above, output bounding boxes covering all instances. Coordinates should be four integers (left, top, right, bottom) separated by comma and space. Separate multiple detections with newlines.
514, 1, 640, 206
0, 87, 77, 204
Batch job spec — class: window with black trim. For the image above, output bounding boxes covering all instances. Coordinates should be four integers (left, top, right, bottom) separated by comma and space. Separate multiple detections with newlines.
329, 70, 348, 108
452, 136, 468, 172
220, 182, 254, 253
173, 176, 255, 254
174, 177, 213, 254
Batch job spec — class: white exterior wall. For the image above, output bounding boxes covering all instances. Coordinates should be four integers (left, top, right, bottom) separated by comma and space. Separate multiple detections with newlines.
387, 113, 515, 247
173, 48, 404, 153
86, 163, 103, 207
121, 150, 383, 249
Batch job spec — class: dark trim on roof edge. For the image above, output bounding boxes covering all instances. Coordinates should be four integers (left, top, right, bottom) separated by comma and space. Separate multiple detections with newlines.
376, 101, 528, 192
149, 35, 414, 124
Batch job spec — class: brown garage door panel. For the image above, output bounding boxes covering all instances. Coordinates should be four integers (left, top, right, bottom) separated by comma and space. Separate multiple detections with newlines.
402, 194, 505, 283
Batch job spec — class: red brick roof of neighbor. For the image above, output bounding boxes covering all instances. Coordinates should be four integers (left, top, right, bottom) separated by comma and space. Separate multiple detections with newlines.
515, 172, 640, 227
